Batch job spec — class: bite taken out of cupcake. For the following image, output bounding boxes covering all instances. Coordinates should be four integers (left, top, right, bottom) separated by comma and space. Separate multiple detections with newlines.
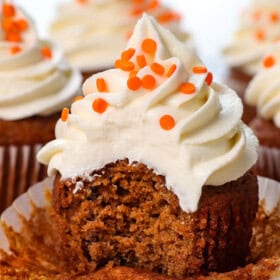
49, 0, 193, 81
0, 1, 82, 211
245, 43, 280, 182
223, 0, 280, 99
38, 14, 259, 279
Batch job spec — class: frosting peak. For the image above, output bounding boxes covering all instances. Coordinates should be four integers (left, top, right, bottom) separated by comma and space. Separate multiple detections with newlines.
38, 15, 258, 212
0, 1, 82, 120
50, 0, 192, 71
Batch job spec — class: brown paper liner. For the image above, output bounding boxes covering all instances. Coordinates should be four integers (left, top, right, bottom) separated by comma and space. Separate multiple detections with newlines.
0, 145, 47, 213
0, 177, 279, 279
256, 146, 280, 182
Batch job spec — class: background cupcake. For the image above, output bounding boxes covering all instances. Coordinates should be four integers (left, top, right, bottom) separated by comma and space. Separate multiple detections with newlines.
223, 0, 280, 103
0, 1, 82, 211
49, 0, 193, 81
245, 43, 280, 181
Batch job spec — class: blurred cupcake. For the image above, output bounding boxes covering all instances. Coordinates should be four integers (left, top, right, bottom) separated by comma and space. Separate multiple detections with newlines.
38, 15, 258, 278
246, 43, 280, 181
50, 0, 193, 81
223, 0, 280, 102
0, 1, 82, 211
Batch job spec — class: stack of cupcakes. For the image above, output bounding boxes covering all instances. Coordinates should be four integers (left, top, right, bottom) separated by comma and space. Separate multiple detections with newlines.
49, 0, 193, 81
0, 1, 82, 211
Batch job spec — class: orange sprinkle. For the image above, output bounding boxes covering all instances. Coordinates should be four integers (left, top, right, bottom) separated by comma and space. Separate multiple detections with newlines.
120, 60, 135, 72
151, 62, 165, 76
270, 12, 279, 23
133, 0, 144, 3
167, 64, 177, 77
115, 59, 122, 69
130, 8, 143, 16
205, 72, 213, 86
96, 78, 108, 92
73, 96, 84, 103
2, 18, 13, 32
192, 66, 208, 74
76, 0, 88, 4
180, 82, 196, 94
137, 55, 147, 68
2, 4, 15, 17
6, 32, 21, 43
41, 47, 52, 59
158, 11, 181, 23
61, 108, 69, 122
263, 56, 275, 68
148, 0, 159, 10
255, 30, 265, 41
16, 19, 29, 31
160, 115, 175, 131
92, 98, 108, 114
142, 74, 156, 90
127, 76, 142, 91
10, 45, 21, 55
121, 48, 136, 61
141, 38, 157, 55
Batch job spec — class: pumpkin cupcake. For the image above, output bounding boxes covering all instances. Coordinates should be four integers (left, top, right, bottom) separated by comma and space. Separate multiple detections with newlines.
50, 0, 193, 81
245, 43, 280, 181
223, 0, 280, 123
0, 1, 82, 211
38, 15, 258, 278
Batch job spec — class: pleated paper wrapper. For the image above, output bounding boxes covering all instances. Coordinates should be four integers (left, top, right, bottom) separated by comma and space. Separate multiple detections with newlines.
0, 144, 48, 213
0, 176, 279, 279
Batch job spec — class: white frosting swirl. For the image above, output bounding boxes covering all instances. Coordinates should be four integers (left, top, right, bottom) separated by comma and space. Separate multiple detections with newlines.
0, 3, 82, 120
245, 44, 280, 127
50, 0, 192, 72
223, 0, 280, 75
38, 15, 258, 213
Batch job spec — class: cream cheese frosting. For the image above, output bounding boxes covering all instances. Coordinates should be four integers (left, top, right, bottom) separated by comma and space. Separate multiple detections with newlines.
223, 0, 280, 76
245, 44, 280, 128
0, 1, 82, 121
50, 0, 192, 72
38, 15, 258, 213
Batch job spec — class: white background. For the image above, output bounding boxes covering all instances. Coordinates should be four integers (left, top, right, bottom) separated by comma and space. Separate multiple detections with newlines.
15, 0, 251, 80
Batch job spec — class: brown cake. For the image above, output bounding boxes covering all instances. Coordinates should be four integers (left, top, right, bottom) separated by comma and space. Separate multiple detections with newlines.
37, 15, 259, 278
0, 2, 81, 211
51, 160, 258, 278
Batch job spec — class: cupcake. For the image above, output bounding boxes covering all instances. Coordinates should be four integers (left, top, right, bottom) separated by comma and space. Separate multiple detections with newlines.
38, 15, 258, 278
223, 0, 280, 122
0, 1, 82, 211
50, 0, 193, 81
245, 44, 280, 181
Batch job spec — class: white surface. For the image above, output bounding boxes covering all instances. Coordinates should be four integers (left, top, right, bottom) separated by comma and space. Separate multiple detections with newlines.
14, 0, 251, 81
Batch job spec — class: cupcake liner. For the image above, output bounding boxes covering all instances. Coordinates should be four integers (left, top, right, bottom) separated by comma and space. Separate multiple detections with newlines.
0, 176, 279, 278
0, 144, 48, 213
257, 146, 280, 182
